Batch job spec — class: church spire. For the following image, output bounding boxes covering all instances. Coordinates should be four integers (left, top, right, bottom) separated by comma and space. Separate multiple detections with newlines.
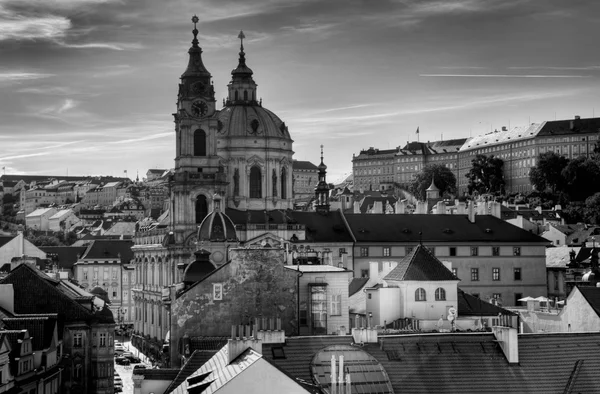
226, 30, 258, 106
315, 145, 330, 214
181, 15, 211, 79
232, 30, 253, 77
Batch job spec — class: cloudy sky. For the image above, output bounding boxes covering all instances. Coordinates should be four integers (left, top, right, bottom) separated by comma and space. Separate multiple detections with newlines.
1, 0, 600, 182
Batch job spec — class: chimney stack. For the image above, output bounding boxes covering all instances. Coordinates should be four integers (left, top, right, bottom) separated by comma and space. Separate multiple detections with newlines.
372, 201, 383, 214
435, 201, 446, 215
353, 201, 361, 214
228, 325, 262, 363
467, 201, 475, 223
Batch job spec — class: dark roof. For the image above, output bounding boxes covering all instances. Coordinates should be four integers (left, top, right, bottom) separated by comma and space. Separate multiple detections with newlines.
289, 211, 353, 243
0, 263, 112, 324
163, 350, 217, 394
357, 196, 397, 213
132, 368, 180, 380
537, 116, 600, 136
575, 286, 600, 318
80, 239, 134, 262
344, 214, 549, 244
39, 246, 87, 270
292, 160, 319, 171
0, 236, 14, 248
384, 245, 458, 281
457, 289, 516, 317
263, 332, 600, 393
349, 278, 369, 296
2, 316, 57, 350
189, 337, 229, 352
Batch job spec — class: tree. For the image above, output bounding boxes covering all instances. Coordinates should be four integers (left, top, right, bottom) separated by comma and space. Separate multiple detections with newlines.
409, 164, 457, 200
584, 193, 600, 224
562, 156, 600, 201
529, 152, 569, 193
465, 154, 505, 195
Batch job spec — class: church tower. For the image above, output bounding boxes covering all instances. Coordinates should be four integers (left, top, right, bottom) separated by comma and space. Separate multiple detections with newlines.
170, 16, 228, 245
315, 145, 330, 214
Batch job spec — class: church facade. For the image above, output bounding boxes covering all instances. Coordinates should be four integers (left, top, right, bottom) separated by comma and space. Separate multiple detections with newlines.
131, 18, 301, 364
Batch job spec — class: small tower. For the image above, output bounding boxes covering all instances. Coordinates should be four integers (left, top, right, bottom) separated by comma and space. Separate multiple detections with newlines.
426, 176, 440, 200
225, 31, 259, 106
315, 145, 330, 214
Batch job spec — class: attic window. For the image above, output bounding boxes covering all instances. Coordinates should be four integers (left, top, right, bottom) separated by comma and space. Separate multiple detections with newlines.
271, 346, 286, 359
485, 228, 493, 233
443, 228, 453, 234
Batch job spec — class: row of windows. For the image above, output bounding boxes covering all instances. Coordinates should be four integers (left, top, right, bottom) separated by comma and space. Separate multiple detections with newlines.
464, 267, 522, 281
359, 246, 522, 257
415, 287, 446, 301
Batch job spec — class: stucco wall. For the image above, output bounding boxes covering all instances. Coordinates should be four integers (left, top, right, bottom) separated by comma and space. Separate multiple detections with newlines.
171, 248, 297, 364
220, 358, 310, 393
561, 288, 600, 332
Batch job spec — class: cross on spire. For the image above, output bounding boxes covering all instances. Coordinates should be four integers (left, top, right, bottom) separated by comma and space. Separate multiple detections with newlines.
191, 15, 199, 47
320, 144, 324, 161
238, 30, 245, 51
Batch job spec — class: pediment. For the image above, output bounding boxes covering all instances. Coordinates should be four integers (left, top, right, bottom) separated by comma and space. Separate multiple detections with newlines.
245, 232, 284, 248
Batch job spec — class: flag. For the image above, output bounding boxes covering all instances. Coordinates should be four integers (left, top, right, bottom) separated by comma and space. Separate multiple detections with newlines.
416, 127, 419, 134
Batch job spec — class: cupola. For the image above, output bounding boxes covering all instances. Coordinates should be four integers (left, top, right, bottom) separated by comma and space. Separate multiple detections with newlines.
197, 194, 238, 242
225, 31, 259, 106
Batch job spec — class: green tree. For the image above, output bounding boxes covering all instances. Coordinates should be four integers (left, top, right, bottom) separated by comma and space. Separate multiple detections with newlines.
409, 164, 457, 200
465, 154, 505, 195
584, 193, 600, 224
529, 152, 569, 193
562, 156, 600, 201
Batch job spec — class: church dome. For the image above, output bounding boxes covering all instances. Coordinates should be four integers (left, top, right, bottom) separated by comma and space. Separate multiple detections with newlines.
216, 105, 291, 140
197, 195, 238, 242
183, 249, 216, 283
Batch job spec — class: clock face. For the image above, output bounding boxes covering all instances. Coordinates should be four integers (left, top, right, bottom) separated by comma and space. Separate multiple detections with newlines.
191, 100, 208, 118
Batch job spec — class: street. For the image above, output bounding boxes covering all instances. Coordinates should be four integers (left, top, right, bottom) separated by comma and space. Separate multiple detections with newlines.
114, 340, 152, 394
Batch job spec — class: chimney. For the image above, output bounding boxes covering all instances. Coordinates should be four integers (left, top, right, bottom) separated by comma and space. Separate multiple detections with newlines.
490, 201, 501, 219
435, 201, 446, 215
502, 126, 507, 131
492, 326, 519, 364
467, 201, 475, 223
254, 317, 285, 344
353, 201, 361, 214
369, 261, 379, 280
415, 201, 428, 214
372, 201, 383, 214
0, 284, 14, 314
228, 325, 262, 364
456, 201, 467, 215
395, 199, 406, 214
476, 201, 487, 216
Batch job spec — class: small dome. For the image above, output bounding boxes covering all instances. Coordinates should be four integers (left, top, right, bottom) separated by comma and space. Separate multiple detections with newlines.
184, 249, 216, 283
217, 106, 291, 139
197, 210, 238, 242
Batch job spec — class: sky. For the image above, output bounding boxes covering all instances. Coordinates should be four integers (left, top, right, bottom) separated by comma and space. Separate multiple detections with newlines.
1, 0, 600, 183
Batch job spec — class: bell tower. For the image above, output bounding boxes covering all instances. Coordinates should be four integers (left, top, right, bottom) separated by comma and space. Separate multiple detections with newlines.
170, 15, 228, 245
315, 145, 330, 214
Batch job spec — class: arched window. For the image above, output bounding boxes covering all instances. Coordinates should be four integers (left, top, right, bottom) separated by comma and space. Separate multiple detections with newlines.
435, 288, 446, 301
244, 90, 248, 100
193, 129, 206, 156
415, 288, 426, 301
281, 167, 287, 199
272, 169, 277, 197
195, 195, 208, 224
235, 90, 239, 101
250, 166, 262, 198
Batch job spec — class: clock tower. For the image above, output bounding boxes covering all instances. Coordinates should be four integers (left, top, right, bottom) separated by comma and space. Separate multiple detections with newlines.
170, 15, 227, 245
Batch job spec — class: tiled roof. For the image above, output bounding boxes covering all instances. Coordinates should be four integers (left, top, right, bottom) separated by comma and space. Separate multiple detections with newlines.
263, 332, 600, 393
460, 123, 544, 152
457, 289, 516, 317
358, 196, 397, 213
290, 211, 354, 242
284, 265, 348, 273
2, 316, 57, 350
0, 263, 99, 323
575, 286, 600, 318
80, 239, 134, 262
26, 208, 55, 217
344, 214, 549, 243
189, 337, 229, 352
164, 350, 217, 394
384, 245, 458, 281
132, 368, 180, 380
48, 209, 72, 220
292, 160, 318, 171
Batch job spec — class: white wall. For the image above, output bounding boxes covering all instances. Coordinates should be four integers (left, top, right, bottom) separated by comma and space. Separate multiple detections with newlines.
0, 233, 46, 264
219, 358, 310, 394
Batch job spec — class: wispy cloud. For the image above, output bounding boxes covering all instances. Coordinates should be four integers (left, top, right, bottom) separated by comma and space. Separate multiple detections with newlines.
419, 74, 590, 78
109, 132, 172, 144
57, 42, 143, 51
509, 66, 600, 71
0, 72, 54, 82
91, 65, 135, 78
0, 13, 71, 40
17, 86, 78, 95
0, 152, 52, 161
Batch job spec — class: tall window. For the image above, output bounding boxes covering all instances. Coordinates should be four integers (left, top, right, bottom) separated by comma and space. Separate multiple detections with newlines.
471, 268, 479, 281
330, 294, 342, 316
360, 247, 369, 257
470, 247, 478, 256
250, 166, 262, 198
99, 333, 106, 347
310, 286, 327, 335
492, 247, 500, 256
383, 247, 391, 257
193, 129, 206, 156
415, 288, 426, 301
435, 288, 446, 301
449, 247, 456, 256
493, 268, 500, 281
195, 195, 208, 224
281, 167, 287, 199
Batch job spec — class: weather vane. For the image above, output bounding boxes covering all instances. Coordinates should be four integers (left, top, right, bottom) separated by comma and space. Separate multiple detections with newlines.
238, 30, 245, 51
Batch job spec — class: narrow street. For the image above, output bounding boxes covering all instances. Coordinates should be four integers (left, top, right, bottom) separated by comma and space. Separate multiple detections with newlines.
114, 340, 152, 394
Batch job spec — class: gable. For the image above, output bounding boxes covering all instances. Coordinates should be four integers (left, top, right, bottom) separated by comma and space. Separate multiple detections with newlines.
245, 232, 284, 248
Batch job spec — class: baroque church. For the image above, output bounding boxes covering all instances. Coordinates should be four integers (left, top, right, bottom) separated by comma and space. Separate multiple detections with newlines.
131, 17, 332, 364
